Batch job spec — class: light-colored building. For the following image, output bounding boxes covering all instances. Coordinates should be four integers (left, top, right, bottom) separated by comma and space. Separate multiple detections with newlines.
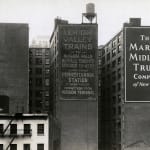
0, 114, 49, 150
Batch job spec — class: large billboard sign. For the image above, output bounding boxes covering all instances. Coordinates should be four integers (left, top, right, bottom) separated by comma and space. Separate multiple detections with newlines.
125, 27, 150, 102
59, 25, 97, 100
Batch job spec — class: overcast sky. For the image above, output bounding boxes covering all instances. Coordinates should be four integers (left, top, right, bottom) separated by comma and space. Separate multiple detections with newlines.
0, 0, 150, 45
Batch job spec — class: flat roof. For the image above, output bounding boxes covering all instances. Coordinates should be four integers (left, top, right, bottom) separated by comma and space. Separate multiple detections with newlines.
0, 113, 48, 120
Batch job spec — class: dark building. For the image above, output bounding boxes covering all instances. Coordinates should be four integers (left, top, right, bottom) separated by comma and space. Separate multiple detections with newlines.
29, 47, 50, 113
0, 23, 29, 113
99, 18, 150, 150
49, 5, 98, 150
0, 95, 9, 113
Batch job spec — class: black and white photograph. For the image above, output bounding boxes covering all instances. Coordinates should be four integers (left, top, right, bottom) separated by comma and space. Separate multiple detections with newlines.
0, 0, 150, 150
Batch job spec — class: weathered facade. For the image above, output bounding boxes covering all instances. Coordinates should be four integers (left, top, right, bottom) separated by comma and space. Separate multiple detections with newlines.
99, 18, 150, 150
0, 23, 29, 113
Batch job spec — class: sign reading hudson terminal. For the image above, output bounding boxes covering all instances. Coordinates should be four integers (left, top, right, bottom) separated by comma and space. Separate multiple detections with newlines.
125, 27, 150, 102
59, 25, 97, 100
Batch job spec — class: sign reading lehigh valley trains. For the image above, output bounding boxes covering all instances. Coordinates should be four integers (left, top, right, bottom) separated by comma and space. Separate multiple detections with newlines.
59, 25, 97, 100
125, 27, 150, 102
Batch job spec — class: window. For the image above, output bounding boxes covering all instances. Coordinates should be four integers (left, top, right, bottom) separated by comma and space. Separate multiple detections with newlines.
118, 83, 121, 91
117, 121, 121, 129
24, 144, 30, 150
24, 124, 31, 135
102, 57, 105, 64
98, 60, 101, 65
112, 107, 116, 115
45, 50, 49, 56
118, 57, 121, 65
112, 49, 116, 57
37, 144, 44, 150
112, 96, 116, 104
118, 94, 121, 103
107, 74, 110, 83
29, 68, 32, 74
112, 40, 116, 47
36, 78, 42, 86
36, 68, 42, 74
45, 59, 49, 65
10, 144, 17, 150
35, 90, 42, 98
45, 79, 49, 86
45, 68, 50, 74
0, 144, 3, 150
117, 68, 121, 79
102, 49, 105, 56
29, 79, 32, 86
36, 49, 42, 56
37, 124, 44, 135
107, 53, 110, 61
10, 124, 17, 135
112, 60, 116, 68
107, 64, 110, 71
29, 58, 33, 64
36, 58, 42, 65
45, 91, 49, 97
112, 85, 116, 93
102, 67, 105, 73
118, 45, 122, 53
112, 71, 116, 82
118, 106, 121, 115
118, 35, 121, 43
0, 124, 3, 134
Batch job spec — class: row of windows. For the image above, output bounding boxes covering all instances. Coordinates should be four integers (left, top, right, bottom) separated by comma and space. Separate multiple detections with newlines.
30, 58, 50, 65
29, 91, 49, 97
112, 95, 122, 103
0, 124, 44, 135
30, 48, 49, 56
102, 55, 121, 66
0, 144, 44, 150
112, 83, 121, 93
101, 34, 122, 56
101, 68, 121, 83
101, 82, 121, 95
29, 78, 49, 86
30, 68, 50, 75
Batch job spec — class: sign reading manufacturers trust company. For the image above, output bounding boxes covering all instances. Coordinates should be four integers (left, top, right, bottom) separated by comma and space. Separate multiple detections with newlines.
125, 27, 150, 102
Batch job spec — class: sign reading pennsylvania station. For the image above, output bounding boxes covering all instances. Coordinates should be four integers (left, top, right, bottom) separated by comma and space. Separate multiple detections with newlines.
125, 27, 150, 102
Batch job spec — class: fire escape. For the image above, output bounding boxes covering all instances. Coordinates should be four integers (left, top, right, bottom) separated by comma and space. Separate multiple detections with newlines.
0, 113, 32, 150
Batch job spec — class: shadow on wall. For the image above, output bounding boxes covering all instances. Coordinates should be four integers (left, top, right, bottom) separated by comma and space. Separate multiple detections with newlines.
0, 95, 9, 113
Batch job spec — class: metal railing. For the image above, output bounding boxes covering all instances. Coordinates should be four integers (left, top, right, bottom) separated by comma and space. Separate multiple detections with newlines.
0, 129, 32, 137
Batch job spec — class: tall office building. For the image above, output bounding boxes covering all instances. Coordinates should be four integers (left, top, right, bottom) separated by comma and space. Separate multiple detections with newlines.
49, 4, 98, 150
99, 18, 150, 150
29, 47, 50, 113
0, 23, 29, 113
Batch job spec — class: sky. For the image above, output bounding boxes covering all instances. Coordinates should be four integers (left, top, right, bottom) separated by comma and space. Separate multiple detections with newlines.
0, 0, 150, 45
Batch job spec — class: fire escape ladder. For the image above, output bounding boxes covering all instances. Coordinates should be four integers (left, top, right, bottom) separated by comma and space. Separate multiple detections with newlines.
5, 136, 16, 150
3, 118, 13, 134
